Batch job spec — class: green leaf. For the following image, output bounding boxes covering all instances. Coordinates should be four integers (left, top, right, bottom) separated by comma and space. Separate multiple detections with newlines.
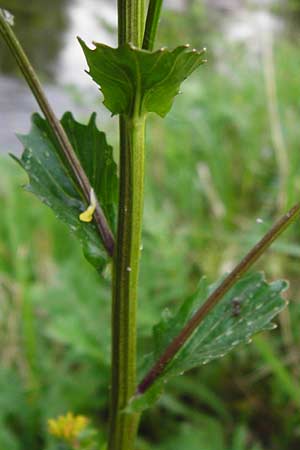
13, 112, 118, 272
125, 379, 163, 414
132, 272, 288, 412
79, 40, 206, 117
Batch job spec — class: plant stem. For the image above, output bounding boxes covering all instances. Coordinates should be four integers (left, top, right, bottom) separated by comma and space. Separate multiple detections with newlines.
137, 202, 300, 394
143, 0, 163, 50
109, 2, 146, 449
109, 115, 145, 450
0, 9, 114, 256
118, 0, 145, 46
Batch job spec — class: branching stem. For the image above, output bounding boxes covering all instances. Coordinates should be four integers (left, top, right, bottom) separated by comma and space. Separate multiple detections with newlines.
0, 9, 114, 256
137, 203, 300, 394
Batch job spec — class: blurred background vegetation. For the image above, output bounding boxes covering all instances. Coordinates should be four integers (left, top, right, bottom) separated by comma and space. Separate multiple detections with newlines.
1, 0, 300, 449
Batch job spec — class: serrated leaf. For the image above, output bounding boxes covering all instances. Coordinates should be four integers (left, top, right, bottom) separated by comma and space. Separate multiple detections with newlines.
132, 272, 288, 412
166, 272, 287, 374
13, 112, 118, 272
79, 40, 206, 117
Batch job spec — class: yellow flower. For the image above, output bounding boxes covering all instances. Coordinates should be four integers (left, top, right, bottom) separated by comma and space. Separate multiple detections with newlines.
48, 412, 89, 443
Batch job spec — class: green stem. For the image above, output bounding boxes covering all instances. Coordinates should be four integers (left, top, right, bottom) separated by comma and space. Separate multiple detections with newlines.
109, 2, 146, 448
109, 115, 145, 450
143, 0, 163, 50
118, 0, 145, 46
0, 9, 114, 256
138, 202, 300, 394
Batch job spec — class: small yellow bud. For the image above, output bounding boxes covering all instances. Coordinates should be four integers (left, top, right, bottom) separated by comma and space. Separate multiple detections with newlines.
79, 188, 96, 223
47, 412, 89, 443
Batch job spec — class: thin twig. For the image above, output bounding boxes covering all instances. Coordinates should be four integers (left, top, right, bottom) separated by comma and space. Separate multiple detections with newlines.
0, 9, 114, 256
137, 203, 300, 394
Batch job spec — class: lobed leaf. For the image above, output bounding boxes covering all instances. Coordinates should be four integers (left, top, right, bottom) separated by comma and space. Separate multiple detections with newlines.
130, 272, 288, 412
13, 112, 118, 272
79, 40, 206, 117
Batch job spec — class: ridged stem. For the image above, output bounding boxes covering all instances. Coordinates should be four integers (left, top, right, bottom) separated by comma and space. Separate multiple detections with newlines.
108, 2, 146, 448
118, 0, 144, 46
108, 115, 145, 450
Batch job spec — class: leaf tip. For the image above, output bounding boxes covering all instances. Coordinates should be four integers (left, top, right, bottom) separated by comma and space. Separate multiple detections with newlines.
77, 36, 85, 46
89, 112, 97, 125
78, 36, 93, 53
9, 152, 22, 167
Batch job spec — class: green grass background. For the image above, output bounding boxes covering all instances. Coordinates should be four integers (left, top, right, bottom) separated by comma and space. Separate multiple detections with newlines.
1, 3, 300, 450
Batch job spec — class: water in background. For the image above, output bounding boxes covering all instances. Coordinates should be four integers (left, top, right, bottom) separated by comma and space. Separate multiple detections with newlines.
0, 0, 298, 153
